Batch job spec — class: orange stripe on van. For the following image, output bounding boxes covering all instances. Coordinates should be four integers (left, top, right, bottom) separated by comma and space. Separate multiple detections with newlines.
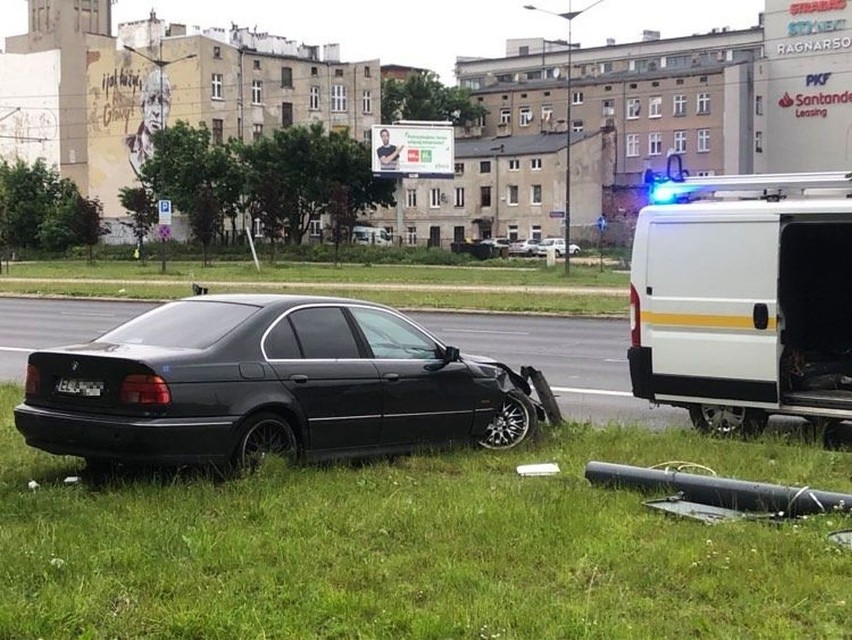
643, 312, 777, 331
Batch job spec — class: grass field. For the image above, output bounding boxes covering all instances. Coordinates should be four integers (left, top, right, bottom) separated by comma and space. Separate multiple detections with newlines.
0, 260, 630, 316
2, 384, 850, 639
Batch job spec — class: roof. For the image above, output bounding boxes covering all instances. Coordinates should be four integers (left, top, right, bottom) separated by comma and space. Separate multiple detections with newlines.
454, 132, 588, 159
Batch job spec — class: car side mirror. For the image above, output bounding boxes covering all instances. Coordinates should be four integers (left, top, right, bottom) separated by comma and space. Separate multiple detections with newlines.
443, 346, 460, 365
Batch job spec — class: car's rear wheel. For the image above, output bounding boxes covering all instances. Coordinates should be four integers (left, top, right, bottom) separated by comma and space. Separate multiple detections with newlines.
688, 404, 767, 438
478, 390, 539, 450
234, 412, 298, 470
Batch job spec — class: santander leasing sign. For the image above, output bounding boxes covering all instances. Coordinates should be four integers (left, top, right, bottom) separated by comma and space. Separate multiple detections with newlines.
778, 74, 852, 118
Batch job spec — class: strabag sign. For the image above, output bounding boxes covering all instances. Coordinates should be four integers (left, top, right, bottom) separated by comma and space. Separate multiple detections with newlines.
371, 124, 454, 179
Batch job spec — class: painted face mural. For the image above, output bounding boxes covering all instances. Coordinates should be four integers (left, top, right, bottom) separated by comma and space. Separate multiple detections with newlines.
125, 68, 171, 177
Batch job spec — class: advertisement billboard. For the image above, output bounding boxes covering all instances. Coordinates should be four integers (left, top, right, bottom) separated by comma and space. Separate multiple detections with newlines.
371, 124, 454, 178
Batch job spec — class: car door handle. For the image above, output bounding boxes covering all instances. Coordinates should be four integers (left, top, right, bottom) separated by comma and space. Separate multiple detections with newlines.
383, 373, 400, 382
753, 303, 769, 330
289, 374, 309, 383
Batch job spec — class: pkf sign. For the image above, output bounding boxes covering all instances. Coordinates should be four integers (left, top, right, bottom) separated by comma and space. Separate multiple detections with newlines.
778, 73, 852, 118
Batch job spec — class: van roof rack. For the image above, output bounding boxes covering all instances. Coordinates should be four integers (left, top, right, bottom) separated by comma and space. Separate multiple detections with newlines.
650, 171, 852, 204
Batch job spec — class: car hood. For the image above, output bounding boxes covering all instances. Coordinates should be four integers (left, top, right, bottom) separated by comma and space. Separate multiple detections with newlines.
461, 352, 531, 395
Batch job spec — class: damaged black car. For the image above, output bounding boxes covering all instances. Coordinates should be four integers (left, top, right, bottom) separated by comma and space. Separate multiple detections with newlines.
15, 294, 543, 470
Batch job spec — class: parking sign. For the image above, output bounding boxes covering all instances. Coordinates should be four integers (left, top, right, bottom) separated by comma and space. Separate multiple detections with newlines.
158, 199, 172, 226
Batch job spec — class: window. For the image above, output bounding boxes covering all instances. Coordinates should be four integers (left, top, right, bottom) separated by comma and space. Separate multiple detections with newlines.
509, 159, 520, 171
363, 130, 372, 145
649, 96, 662, 118
331, 85, 347, 112
362, 90, 372, 114
500, 109, 511, 125
531, 158, 542, 170
454, 162, 464, 175
698, 128, 710, 153
289, 307, 360, 359
696, 170, 715, 177
281, 102, 293, 128
350, 307, 438, 361
281, 66, 293, 88
252, 80, 262, 104
211, 73, 223, 100
212, 119, 224, 145
454, 187, 465, 208
213, 46, 221, 59
253, 60, 261, 70
673, 94, 687, 117
334, 68, 344, 77
531, 225, 542, 241
626, 133, 640, 157
406, 189, 417, 208
755, 130, 763, 153
311, 66, 318, 76
253, 123, 263, 141
697, 92, 711, 115
541, 104, 553, 123
755, 95, 764, 116
480, 160, 491, 174
571, 120, 584, 133
264, 317, 301, 360
531, 184, 542, 205
364, 65, 371, 78
674, 130, 687, 154
648, 132, 662, 156
519, 106, 532, 127
508, 224, 519, 242
430, 188, 442, 208
310, 85, 320, 110
308, 218, 322, 238
602, 99, 615, 117
507, 185, 519, 206
572, 91, 584, 105
454, 226, 465, 243
481, 186, 492, 207
406, 226, 417, 246
627, 97, 640, 119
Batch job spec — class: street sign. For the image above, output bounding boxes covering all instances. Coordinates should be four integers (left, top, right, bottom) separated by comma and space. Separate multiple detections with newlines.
158, 224, 171, 240
158, 199, 172, 226
549, 210, 566, 219
596, 215, 608, 232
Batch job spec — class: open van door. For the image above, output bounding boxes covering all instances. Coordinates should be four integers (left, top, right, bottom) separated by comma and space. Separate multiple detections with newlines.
641, 207, 781, 430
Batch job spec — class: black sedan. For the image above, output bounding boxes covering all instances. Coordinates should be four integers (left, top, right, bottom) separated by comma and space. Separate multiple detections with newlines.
15, 294, 542, 470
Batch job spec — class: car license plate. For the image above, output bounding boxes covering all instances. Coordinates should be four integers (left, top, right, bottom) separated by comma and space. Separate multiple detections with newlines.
56, 378, 104, 397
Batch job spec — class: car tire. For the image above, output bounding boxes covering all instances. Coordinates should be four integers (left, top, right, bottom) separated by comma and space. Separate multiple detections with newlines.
234, 412, 299, 470
478, 390, 539, 450
688, 404, 767, 438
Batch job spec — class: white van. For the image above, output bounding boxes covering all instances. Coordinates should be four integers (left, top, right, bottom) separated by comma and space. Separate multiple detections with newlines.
352, 226, 392, 246
629, 171, 852, 437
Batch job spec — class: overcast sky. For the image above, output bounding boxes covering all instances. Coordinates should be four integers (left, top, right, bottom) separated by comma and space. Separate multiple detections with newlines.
3, 0, 766, 83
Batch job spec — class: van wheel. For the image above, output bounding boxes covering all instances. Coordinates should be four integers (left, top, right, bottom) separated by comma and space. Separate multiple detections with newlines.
688, 404, 767, 438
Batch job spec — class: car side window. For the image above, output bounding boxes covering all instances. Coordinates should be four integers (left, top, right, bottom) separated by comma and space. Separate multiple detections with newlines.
350, 307, 439, 360
288, 307, 361, 359
264, 316, 302, 359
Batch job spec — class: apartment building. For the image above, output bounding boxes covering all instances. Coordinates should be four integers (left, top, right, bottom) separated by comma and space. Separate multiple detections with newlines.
1, 1, 380, 241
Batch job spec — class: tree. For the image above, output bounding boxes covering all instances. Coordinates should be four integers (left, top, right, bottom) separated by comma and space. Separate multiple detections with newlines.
69, 196, 109, 265
0, 158, 65, 251
381, 72, 486, 126
118, 185, 157, 256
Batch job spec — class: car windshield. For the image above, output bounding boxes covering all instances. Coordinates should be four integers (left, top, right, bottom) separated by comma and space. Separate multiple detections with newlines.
98, 300, 261, 349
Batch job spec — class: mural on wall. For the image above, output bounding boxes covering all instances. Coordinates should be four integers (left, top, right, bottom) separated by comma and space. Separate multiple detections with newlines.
88, 44, 192, 219
125, 68, 171, 177
0, 108, 59, 164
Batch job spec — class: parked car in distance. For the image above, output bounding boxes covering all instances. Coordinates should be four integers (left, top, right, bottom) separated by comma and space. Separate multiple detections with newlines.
15, 295, 543, 472
352, 226, 392, 246
508, 238, 541, 256
478, 237, 510, 248
535, 238, 582, 257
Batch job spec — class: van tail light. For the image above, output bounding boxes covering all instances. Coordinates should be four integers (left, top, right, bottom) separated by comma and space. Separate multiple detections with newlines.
630, 285, 641, 347
25, 364, 40, 395
119, 374, 171, 405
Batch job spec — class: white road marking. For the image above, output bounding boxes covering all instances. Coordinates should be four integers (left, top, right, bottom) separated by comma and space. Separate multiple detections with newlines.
60, 312, 117, 318
0, 346, 34, 353
604, 358, 628, 363
551, 386, 633, 398
444, 329, 530, 336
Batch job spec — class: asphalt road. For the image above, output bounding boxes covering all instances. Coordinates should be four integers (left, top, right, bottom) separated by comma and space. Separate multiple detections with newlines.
0, 297, 687, 429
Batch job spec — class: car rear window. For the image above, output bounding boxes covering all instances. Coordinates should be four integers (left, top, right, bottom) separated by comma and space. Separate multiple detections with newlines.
97, 301, 260, 349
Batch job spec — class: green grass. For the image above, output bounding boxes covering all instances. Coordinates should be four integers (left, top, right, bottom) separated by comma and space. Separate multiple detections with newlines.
1, 384, 850, 639
0, 260, 630, 315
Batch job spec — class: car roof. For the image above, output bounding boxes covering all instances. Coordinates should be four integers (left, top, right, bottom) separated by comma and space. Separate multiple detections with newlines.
179, 293, 393, 312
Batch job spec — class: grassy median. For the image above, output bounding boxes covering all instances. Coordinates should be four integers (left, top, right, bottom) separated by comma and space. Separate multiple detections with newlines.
1, 384, 850, 638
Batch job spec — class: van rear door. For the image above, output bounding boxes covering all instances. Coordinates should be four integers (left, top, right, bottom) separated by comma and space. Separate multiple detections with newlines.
643, 208, 780, 408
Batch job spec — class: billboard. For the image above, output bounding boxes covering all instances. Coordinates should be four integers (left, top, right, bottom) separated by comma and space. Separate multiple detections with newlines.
371, 124, 454, 178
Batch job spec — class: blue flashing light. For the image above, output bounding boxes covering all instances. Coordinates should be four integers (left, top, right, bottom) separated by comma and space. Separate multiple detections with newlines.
648, 180, 696, 205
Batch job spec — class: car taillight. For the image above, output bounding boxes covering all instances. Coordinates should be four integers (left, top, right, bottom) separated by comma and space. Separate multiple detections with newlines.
629, 284, 641, 347
25, 364, 40, 395
119, 374, 171, 405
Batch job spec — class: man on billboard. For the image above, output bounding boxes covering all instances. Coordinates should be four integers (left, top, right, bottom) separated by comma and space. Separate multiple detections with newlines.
376, 128, 404, 170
